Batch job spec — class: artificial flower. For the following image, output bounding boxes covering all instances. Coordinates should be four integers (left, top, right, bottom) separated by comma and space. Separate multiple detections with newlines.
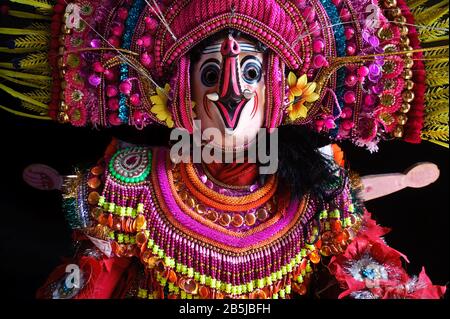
328, 235, 410, 299
382, 267, 446, 299
150, 83, 174, 128
328, 212, 445, 299
286, 72, 320, 120
68, 104, 88, 127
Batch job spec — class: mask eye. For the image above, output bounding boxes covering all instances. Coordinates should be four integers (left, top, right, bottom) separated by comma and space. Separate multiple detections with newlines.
241, 57, 262, 84
201, 63, 220, 87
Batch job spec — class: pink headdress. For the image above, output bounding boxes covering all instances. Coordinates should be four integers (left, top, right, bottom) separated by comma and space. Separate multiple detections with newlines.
0, 0, 448, 149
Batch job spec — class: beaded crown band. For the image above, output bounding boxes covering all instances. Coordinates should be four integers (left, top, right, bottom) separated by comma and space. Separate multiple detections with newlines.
0, 0, 448, 149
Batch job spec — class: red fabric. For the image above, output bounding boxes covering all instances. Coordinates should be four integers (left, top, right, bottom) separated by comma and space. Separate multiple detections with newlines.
205, 162, 259, 186
36, 252, 132, 299
328, 212, 446, 299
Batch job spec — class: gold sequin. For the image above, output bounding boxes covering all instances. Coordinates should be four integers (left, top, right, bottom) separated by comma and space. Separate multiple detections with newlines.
219, 213, 231, 227
256, 208, 268, 221
245, 212, 256, 226
231, 214, 244, 227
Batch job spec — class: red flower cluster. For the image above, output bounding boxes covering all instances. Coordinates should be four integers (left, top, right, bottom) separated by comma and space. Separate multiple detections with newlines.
328, 212, 446, 299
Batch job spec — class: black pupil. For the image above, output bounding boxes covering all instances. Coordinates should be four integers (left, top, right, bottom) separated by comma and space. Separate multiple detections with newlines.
247, 68, 257, 79
202, 65, 219, 86
206, 70, 218, 83
243, 62, 261, 84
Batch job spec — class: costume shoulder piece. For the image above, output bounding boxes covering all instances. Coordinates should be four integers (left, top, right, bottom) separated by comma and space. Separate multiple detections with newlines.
58, 142, 369, 299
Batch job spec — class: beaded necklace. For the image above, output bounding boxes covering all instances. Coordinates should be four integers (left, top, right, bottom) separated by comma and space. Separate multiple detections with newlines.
84, 145, 362, 299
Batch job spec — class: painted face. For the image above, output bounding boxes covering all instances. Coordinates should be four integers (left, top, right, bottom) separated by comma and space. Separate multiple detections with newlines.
191, 35, 266, 150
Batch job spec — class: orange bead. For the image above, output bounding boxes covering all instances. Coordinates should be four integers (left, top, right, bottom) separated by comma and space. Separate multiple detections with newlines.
256, 208, 268, 221
97, 213, 107, 225
196, 204, 206, 215
126, 217, 133, 233
219, 213, 231, 227
178, 277, 186, 290
245, 212, 256, 226
134, 214, 147, 231
315, 239, 322, 249
112, 217, 122, 231
262, 286, 271, 298
184, 278, 198, 294
231, 214, 244, 227
107, 213, 113, 228
320, 246, 332, 257
273, 280, 282, 294
309, 251, 321, 264
300, 258, 307, 270
215, 291, 224, 299
199, 285, 210, 298
121, 217, 127, 233
293, 265, 302, 277
87, 191, 100, 205
253, 289, 267, 299
342, 229, 350, 241
147, 256, 159, 269
135, 231, 148, 246
335, 232, 345, 242
87, 177, 101, 189
90, 165, 104, 176
206, 210, 218, 222
331, 220, 342, 232
111, 241, 120, 255
141, 250, 153, 264
168, 270, 177, 283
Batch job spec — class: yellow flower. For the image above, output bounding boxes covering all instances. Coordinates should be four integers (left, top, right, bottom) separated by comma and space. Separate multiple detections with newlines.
150, 83, 174, 128
286, 72, 320, 120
